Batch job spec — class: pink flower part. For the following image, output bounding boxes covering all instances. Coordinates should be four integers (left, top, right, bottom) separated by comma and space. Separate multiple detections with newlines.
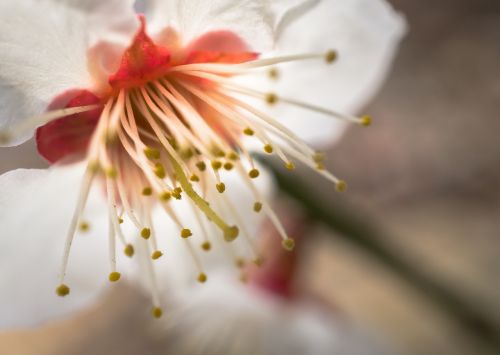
36, 16, 258, 164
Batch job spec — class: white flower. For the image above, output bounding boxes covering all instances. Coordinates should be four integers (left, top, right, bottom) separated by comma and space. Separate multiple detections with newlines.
0, 0, 405, 327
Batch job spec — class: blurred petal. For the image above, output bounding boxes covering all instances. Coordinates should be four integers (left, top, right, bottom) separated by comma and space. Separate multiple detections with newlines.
0, 164, 115, 328
143, 0, 275, 51
161, 274, 388, 355
0, 0, 138, 147
266, 0, 406, 146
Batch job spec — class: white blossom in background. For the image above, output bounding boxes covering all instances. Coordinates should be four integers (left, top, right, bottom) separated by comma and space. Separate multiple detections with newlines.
0, 0, 405, 332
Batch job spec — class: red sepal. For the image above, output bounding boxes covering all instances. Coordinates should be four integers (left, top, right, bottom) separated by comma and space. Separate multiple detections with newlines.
36, 90, 102, 164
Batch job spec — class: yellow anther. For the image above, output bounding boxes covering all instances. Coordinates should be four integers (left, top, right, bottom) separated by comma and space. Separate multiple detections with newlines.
141, 228, 151, 239
201, 241, 212, 251
313, 152, 325, 163
316, 162, 325, 171
124, 244, 135, 257
118, 217, 124, 224
181, 148, 194, 160
224, 226, 239, 242
190, 174, 200, 182
172, 187, 182, 200
282, 238, 296, 251
243, 127, 255, 136
223, 162, 234, 171
249, 169, 260, 179
197, 273, 208, 283
360, 115, 372, 127
56, 284, 70, 297
109, 272, 121, 282
216, 183, 226, 193
88, 160, 101, 174
211, 160, 222, 170
152, 307, 163, 319
235, 258, 245, 269
169, 138, 179, 150
265, 92, 278, 105
253, 202, 263, 213
154, 163, 166, 179
142, 187, 153, 196
196, 161, 207, 171
227, 151, 239, 161
213, 147, 226, 158
325, 49, 338, 63
336, 180, 347, 192
253, 256, 265, 267
268, 67, 280, 80
0, 131, 12, 145
152, 250, 163, 260
285, 162, 296, 171
263, 144, 274, 154
105, 167, 118, 179
79, 221, 90, 232
160, 191, 172, 202
239, 273, 249, 284
181, 228, 192, 238
104, 130, 117, 144
144, 147, 161, 160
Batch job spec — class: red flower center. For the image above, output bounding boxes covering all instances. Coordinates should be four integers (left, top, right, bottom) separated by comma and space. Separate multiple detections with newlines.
37, 16, 257, 164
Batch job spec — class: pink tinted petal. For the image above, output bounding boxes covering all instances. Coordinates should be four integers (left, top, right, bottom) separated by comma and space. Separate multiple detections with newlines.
185, 31, 259, 64
186, 30, 250, 53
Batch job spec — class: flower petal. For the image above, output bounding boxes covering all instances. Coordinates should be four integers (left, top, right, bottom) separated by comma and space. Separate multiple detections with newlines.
161, 274, 388, 355
143, 0, 275, 51
0, 165, 114, 328
0, 0, 138, 147
265, 0, 406, 146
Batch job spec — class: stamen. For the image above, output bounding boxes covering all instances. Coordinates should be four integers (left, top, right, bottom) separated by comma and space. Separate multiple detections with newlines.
152, 250, 163, 260
325, 50, 338, 63
2, 105, 100, 143
171, 52, 331, 74
78, 221, 90, 232
56, 284, 70, 297
57, 162, 98, 293
141, 228, 151, 239
124, 244, 135, 257
109, 272, 121, 282
168, 154, 239, 241
268, 67, 280, 80
181, 228, 193, 238
189, 70, 371, 126
138, 239, 162, 318
249, 168, 260, 179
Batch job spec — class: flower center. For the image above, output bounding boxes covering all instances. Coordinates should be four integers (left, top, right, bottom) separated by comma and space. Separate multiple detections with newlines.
1, 17, 372, 317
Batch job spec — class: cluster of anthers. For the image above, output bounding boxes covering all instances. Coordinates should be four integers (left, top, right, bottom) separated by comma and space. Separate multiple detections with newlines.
0, 22, 371, 318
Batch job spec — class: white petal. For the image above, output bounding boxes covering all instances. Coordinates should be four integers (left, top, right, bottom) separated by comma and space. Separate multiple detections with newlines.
262, 0, 406, 147
0, 0, 138, 147
54, 0, 139, 44
0, 164, 113, 328
161, 274, 388, 355
143, 0, 274, 51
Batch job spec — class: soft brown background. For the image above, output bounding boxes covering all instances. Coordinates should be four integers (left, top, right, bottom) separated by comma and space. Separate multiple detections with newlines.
1, 0, 499, 354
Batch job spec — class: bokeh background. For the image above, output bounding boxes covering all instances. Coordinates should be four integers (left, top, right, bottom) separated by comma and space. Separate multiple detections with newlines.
1, 0, 499, 354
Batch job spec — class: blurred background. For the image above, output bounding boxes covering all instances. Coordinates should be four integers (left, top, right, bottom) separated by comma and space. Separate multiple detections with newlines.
1, 0, 499, 354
